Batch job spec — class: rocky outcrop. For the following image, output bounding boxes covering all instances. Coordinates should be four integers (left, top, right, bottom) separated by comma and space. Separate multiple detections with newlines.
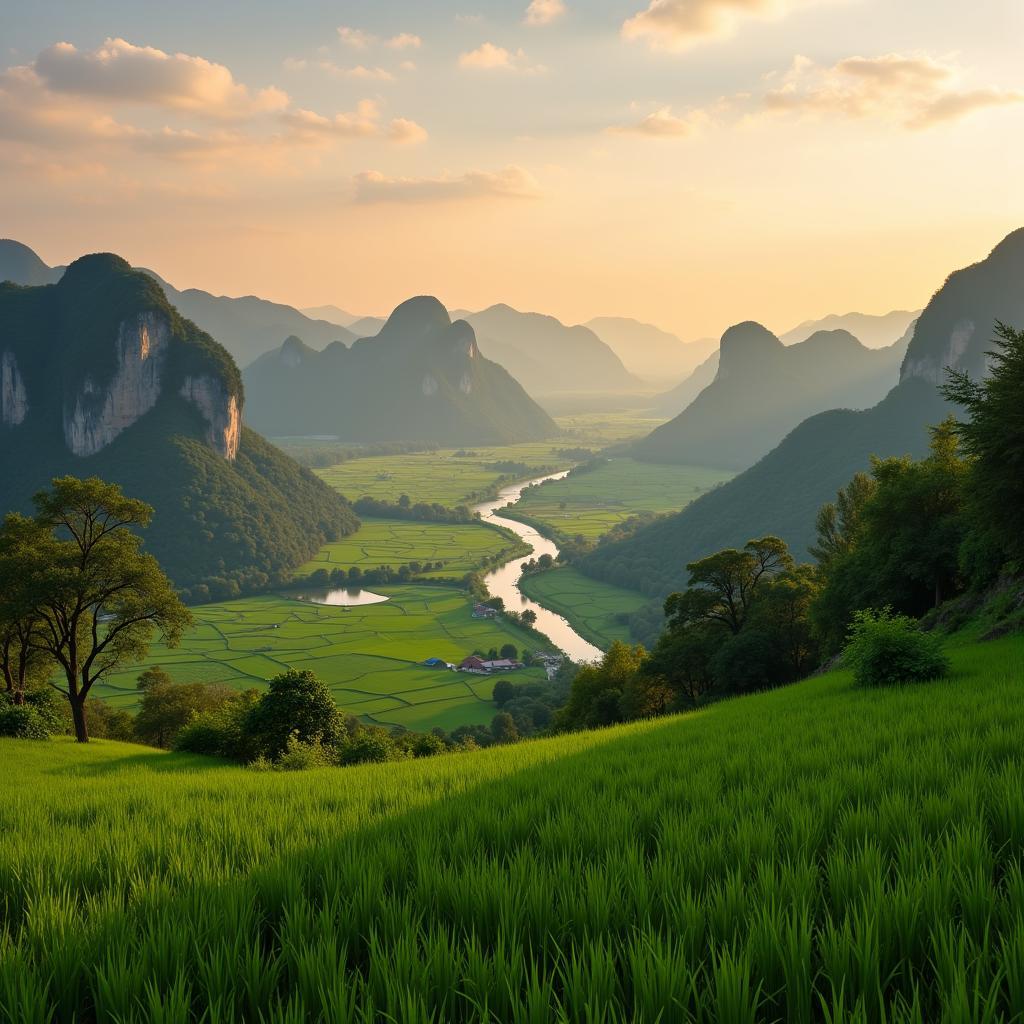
63, 312, 169, 457
180, 375, 241, 460
901, 319, 976, 384
1, 351, 28, 426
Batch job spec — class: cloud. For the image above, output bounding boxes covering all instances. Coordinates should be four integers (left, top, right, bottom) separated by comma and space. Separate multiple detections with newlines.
386, 117, 429, 144
285, 58, 394, 81
31, 38, 288, 118
458, 43, 544, 73
337, 26, 372, 49
386, 33, 422, 50
763, 53, 1023, 129
609, 105, 709, 137
352, 166, 540, 204
623, 0, 819, 53
525, 0, 567, 26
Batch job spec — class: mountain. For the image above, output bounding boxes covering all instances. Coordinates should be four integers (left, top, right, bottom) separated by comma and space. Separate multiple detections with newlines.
243, 297, 558, 444
582, 378, 949, 599
453, 305, 641, 396
633, 322, 909, 470
0, 240, 357, 368
584, 317, 717, 382
0, 253, 358, 600
347, 315, 388, 338
900, 227, 1024, 384
652, 350, 720, 417
0, 239, 62, 287
301, 304, 363, 327
583, 227, 1024, 599
780, 309, 920, 348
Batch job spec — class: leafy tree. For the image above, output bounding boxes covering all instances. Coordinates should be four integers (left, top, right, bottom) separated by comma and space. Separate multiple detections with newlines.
499, 644, 519, 661
3, 478, 191, 742
492, 679, 516, 706
809, 472, 876, 569
942, 322, 1024, 573
643, 621, 723, 708
134, 677, 236, 749
246, 669, 341, 759
747, 565, 821, 680
521, 609, 537, 627
136, 666, 173, 692
490, 711, 519, 744
672, 537, 793, 636
554, 641, 646, 731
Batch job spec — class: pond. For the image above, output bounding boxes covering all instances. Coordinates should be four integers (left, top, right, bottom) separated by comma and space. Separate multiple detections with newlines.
288, 587, 391, 607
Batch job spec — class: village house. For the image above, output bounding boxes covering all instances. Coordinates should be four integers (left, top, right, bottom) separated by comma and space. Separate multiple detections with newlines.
458, 655, 524, 673
472, 603, 498, 619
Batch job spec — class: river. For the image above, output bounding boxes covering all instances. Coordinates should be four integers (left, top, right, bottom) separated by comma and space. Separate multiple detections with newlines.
473, 473, 603, 664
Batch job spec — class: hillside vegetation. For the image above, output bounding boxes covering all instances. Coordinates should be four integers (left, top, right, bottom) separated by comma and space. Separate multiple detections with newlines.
3, 631, 1023, 1022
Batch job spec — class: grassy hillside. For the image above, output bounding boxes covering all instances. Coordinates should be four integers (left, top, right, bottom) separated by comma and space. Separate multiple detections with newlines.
4, 631, 1023, 1021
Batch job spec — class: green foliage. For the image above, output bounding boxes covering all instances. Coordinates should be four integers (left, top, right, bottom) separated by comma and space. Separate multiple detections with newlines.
246, 670, 342, 760
1, 633, 1021, 1021
811, 423, 969, 653
174, 689, 262, 761
134, 676, 237, 749
843, 608, 950, 688
0, 699, 50, 739
554, 641, 647, 731
942, 321, 1024, 577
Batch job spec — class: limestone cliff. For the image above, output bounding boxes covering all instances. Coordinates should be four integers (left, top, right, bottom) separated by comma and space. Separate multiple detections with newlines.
63, 312, 170, 456
1, 351, 28, 426
179, 375, 241, 460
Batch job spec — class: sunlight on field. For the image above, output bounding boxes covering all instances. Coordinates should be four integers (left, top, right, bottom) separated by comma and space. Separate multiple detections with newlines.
519, 568, 650, 648
97, 588, 546, 729
299, 517, 521, 576
512, 458, 734, 539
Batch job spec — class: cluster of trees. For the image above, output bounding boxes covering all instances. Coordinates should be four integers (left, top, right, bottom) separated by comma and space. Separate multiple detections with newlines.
352, 495, 476, 524
299, 562, 448, 589
0, 477, 190, 742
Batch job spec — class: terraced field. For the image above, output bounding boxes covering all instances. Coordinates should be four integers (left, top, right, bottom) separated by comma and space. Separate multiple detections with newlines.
518, 568, 650, 648
299, 517, 523, 577
510, 457, 734, 540
97, 587, 546, 732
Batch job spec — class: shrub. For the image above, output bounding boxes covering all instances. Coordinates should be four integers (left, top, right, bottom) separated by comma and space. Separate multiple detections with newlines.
843, 607, 950, 687
273, 733, 335, 771
0, 702, 51, 739
174, 690, 261, 761
338, 729, 403, 765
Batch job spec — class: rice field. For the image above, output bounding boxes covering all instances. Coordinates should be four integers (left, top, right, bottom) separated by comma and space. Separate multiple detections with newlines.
314, 443, 574, 506
3, 632, 1023, 1022
299, 517, 522, 577
510, 458, 734, 540
519, 568, 650, 648
94, 588, 546, 731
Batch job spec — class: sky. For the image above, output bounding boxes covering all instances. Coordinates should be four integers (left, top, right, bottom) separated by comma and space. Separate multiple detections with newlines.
1, 0, 1022, 341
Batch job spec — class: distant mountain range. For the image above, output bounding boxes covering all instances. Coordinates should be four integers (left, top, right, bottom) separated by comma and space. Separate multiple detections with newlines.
244, 297, 558, 444
583, 227, 1024, 600
0, 240, 357, 367
634, 322, 909, 470
584, 317, 717, 383
0, 252, 357, 599
779, 309, 920, 348
301, 304, 363, 327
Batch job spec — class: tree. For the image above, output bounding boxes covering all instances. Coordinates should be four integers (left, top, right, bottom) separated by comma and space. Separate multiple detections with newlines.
942, 322, 1024, 572
554, 641, 646, 731
134, 677, 236, 749
537, 553, 554, 570
492, 679, 516, 706
247, 669, 341, 759
521, 609, 537, 627
0, 516, 54, 705
490, 711, 519, 744
8, 477, 191, 743
673, 537, 793, 636
499, 644, 518, 661
136, 666, 173, 692
809, 472, 876, 569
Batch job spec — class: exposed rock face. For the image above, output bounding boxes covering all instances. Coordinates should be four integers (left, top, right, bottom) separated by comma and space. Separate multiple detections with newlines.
63, 312, 170, 456
180, 375, 241, 460
1, 351, 28, 425
901, 319, 975, 384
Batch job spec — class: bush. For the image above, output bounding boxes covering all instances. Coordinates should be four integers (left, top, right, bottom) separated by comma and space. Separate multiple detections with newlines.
843, 607, 950, 687
0, 702, 51, 739
273, 733, 336, 771
174, 690, 261, 761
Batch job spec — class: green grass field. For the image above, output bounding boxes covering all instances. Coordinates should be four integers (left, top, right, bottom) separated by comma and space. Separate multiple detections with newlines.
299, 517, 522, 577
3, 632, 1023, 1021
96, 588, 546, 732
510, 458, 734, 540
519, 568, 650, 648
315, 443, 574, 506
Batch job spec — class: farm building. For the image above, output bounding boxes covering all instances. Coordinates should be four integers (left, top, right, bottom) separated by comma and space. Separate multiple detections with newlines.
422, 658, 455, 670
472, 603, 498, 619
458, 656, 524, 673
